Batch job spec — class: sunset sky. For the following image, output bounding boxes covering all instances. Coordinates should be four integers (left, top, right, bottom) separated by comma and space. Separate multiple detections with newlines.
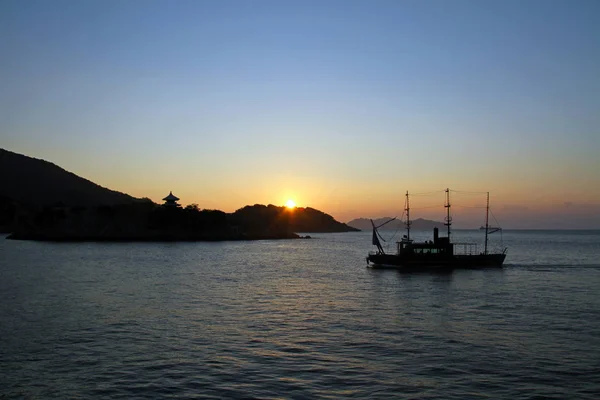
1, 0, 599, 228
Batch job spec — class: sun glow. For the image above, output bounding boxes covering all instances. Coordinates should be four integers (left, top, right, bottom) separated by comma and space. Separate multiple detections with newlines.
285, 199, 296, 208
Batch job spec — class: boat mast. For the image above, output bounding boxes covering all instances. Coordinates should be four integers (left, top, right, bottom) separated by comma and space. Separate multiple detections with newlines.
484, 191, 490, 255
405, 191, 411, 241
444, 188, 452, 239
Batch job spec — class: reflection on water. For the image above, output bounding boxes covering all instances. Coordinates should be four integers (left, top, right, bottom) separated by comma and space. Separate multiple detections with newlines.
1, 231, 600, 399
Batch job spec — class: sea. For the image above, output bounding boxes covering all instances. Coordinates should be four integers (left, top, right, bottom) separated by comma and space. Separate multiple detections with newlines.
1, 230, 599, 399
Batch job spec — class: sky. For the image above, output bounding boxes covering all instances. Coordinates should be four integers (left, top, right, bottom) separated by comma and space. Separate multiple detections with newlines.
1, 0, 599, 228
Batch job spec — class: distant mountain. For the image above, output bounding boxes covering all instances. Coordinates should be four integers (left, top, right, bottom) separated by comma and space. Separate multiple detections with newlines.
347, 217, 444, 231
0, 148, 140, 208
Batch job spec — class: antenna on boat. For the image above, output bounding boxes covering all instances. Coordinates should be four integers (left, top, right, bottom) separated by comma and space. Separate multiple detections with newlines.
484, 191, 490, 255
444, 188, 452, 240
405, 191, 411, 241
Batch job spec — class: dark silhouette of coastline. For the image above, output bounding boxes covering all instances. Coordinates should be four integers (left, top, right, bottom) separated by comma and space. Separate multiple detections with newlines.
0, 148, 143, 233
0, 149, 358, 241
7, 202, 357, 241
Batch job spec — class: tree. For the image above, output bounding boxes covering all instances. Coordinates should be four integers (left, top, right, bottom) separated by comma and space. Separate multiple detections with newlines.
185, 203, 200, 212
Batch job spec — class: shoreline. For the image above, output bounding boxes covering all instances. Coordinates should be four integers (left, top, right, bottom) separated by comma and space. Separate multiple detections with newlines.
6, 232, 313, 242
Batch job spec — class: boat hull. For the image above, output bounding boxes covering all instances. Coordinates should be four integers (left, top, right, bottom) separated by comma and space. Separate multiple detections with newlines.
367, 253, 506, 270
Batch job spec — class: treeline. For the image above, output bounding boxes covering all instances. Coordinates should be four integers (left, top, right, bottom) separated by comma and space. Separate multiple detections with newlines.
5, 201, 357, 241
150, 203, 358, 235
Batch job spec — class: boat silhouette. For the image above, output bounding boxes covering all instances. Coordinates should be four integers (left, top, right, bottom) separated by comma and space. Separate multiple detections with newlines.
367, 189, 507, 270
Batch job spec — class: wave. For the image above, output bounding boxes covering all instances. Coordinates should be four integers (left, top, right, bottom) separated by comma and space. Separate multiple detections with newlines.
504, 263, 600, 269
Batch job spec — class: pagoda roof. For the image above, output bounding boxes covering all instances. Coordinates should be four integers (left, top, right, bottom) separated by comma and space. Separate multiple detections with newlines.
163, 191, 180, 201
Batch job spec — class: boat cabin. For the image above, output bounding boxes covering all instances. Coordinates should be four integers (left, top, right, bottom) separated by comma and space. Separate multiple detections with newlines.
397, 227, 453, 255
397, 227, 479, 256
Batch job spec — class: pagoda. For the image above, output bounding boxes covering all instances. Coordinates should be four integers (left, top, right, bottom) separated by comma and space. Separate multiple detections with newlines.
162, 191, 180, 207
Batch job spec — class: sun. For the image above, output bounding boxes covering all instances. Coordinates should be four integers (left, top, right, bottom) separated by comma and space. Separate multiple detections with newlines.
285, 199, 296, 209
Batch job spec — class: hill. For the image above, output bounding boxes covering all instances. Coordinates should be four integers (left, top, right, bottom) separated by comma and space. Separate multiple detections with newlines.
347, 217, 444, 231
7, 203, 358, 241
232, 204, 359, 234
1, 148, 357, 239
0, 148, 140, 208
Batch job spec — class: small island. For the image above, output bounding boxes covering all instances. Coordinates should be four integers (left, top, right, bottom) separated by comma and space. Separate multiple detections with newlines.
0, 149, 358, 241
5, 192, 358, 242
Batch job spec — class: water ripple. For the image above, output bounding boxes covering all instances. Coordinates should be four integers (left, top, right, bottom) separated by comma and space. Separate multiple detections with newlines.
1, 232, 600, 398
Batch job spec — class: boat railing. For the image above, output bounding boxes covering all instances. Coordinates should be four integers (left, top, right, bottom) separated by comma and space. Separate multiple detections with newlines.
452, 242, 479, 255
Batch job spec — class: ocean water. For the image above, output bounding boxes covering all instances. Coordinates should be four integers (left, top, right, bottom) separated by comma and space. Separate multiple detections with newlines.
1, 230, 599, 399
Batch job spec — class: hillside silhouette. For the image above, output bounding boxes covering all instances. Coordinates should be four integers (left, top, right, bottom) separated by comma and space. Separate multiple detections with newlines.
232, 204, 358, 234
347, 217, 444, 231
8, 202, 358, 241
0, 148, 140, 208
1, 148, 357, 240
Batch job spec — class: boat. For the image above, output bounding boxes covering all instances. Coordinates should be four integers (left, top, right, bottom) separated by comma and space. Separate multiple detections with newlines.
366, 189, 507, 270
480, 225, 501, 233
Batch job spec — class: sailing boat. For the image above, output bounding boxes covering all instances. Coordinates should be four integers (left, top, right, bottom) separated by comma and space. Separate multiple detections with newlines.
367, 189, 507, 269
